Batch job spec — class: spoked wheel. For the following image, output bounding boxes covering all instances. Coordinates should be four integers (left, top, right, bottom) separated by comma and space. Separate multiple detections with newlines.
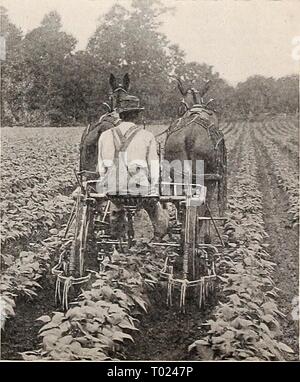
69, 194, 94, 278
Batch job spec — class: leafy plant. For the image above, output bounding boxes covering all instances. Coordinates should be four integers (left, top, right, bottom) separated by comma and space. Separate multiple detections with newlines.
190, 127, 295, 361
22, 250, 163, 360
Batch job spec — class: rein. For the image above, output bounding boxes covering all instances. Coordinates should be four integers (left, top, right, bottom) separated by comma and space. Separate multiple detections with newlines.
112, 87, 128, 94
154, 123, 178, 139
109, 87, 128, 111
153, 108, 211, 140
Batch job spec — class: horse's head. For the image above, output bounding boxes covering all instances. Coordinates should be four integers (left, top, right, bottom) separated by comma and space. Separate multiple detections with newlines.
172, 77, 212, 115
108, 73, 130, 112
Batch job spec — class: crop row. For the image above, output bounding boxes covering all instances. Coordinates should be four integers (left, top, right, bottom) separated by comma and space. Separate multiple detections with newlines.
0, 197, 74, 329
273, 117, 298, 137
1, 121, 296, 360
189, 128, 294, 360
1, 128, 81, 328
221, 122, 237, 136
223, 121, 246, 152
1, 128, 81, 247
22, 249, 163, 361
1, 248, 49, 330
1, 128, 81, 194
1, 190, 74, 246
253, 127, 299, 227
261, 121, 298, 161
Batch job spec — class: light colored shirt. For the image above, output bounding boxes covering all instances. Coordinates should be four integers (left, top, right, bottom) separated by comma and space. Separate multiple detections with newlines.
97, 122, 159, 194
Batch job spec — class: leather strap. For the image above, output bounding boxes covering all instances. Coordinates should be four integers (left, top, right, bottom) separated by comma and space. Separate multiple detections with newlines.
111, 125, 142, 165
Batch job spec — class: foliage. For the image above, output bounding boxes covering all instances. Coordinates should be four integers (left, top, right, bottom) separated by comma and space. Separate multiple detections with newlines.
21, 11, 77, 125
0, 6, 25, 125
0, 250, 50, 329
0, 128, 80, 329
1, 4, 298, 126
189, 126, 296, 360
233, 75, 299, 119
0, 128, 80, 246
22, 250, 162, 360
86, 0, 177, 119
252, 118, 299, 226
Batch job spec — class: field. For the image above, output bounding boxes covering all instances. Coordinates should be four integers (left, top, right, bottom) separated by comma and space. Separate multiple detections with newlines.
0, 115, 299, 361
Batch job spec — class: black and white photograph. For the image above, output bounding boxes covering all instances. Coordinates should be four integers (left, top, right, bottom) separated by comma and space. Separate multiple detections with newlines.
0, 0, 299, 363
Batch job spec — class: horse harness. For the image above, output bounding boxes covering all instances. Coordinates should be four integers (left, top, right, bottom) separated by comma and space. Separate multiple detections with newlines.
162, 107, 227, 195
160, 107, 224, 151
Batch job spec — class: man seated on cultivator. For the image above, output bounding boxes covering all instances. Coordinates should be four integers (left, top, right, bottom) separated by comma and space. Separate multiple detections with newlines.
97, 94, 169, 240
97, 95, 159, 196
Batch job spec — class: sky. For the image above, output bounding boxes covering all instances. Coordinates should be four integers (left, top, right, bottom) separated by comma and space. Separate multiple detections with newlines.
1, 0, 300, 85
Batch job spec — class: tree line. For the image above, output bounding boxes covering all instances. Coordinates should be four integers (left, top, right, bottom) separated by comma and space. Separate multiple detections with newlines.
1, 0, 298, 127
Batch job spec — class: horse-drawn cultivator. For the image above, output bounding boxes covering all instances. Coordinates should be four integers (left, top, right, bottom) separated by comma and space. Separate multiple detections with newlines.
52, 74, 227, 311
53, 165, 226, 311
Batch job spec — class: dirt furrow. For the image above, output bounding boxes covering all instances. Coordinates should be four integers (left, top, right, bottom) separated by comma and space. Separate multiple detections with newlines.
1, 276, 57, 360
252, 132, 299, 357
124, 289, 217, 360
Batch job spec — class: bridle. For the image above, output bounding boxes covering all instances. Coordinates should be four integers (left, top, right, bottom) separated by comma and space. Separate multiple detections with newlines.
178, 88, 202, 115
104, 86, 128, 112
112, 87, 128, 94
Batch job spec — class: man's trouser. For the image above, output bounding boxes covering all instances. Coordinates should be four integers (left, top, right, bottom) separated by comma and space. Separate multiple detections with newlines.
109, 198, 169, 241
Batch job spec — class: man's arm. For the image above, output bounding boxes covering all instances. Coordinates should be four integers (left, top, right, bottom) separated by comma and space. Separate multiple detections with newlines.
98, 131, 115, 178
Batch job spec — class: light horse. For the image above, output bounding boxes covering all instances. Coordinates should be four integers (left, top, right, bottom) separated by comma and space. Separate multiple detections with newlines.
164, 78, 227, 246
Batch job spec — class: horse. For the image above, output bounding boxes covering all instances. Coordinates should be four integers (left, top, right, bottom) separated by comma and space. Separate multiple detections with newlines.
79, 73, 130, 175
164, 78, 227, 249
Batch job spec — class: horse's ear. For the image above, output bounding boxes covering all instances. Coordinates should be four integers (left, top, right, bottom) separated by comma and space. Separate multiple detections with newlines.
109, 73, 117, 90
123, 73, 130, 91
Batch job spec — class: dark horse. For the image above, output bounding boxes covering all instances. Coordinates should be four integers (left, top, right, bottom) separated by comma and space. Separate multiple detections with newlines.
79, 73, 130, 176
164, 78, 227, 248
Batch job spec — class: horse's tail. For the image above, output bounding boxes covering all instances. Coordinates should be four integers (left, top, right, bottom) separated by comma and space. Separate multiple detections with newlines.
79, 121, 101, 174
79, 124, 90, 172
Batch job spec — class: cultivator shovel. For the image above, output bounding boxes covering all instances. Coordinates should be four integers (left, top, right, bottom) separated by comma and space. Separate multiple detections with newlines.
159, 176, 221, 312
